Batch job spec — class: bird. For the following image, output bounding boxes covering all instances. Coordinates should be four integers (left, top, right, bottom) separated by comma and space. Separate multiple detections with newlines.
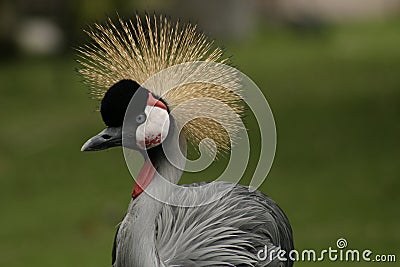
79, 15, 294, 267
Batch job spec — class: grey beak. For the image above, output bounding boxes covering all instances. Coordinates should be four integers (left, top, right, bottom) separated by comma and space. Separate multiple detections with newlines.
81, 127, 122, 152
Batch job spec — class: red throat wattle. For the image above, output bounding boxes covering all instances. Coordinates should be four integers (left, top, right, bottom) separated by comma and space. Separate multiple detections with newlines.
132, 158, 157, 199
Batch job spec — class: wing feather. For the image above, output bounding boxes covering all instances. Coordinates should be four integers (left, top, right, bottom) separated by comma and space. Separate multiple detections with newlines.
155, 182, 294, 267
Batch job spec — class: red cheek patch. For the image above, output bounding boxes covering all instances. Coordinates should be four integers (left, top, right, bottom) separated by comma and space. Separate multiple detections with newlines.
147, 93, 167, 110
145, 133, 162, 148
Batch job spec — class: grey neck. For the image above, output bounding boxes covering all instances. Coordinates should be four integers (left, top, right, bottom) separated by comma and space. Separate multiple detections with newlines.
122, 123, 186, 266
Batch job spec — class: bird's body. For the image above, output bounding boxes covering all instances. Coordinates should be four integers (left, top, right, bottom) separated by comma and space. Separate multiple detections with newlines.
79, 15, 294, 267
112, 125, 293, 267
115, 183, 293, 267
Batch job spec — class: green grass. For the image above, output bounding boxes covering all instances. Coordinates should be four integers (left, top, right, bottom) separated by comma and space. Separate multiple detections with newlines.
0, 19, 399, 266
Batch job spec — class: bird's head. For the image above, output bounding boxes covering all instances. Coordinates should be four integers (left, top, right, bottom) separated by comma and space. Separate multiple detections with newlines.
81, 79, 170, 152
78, 15, 245, 159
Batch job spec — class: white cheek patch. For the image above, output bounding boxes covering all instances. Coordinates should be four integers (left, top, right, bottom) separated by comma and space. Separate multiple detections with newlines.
136, 106, 170, 150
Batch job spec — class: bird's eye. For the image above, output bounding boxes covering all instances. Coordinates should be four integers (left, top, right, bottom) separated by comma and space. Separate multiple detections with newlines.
136, 113, 146, 124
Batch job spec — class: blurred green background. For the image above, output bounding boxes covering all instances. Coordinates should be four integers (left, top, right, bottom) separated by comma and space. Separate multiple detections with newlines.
0, 0, 399, 266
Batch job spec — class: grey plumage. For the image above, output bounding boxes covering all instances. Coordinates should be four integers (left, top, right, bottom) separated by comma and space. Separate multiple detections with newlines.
113, 182, 293, 267
111, 125, 294, 267
160, 182, 293, 266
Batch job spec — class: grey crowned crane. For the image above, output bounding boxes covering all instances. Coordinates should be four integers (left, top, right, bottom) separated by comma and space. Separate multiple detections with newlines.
79, 15, 294, 267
